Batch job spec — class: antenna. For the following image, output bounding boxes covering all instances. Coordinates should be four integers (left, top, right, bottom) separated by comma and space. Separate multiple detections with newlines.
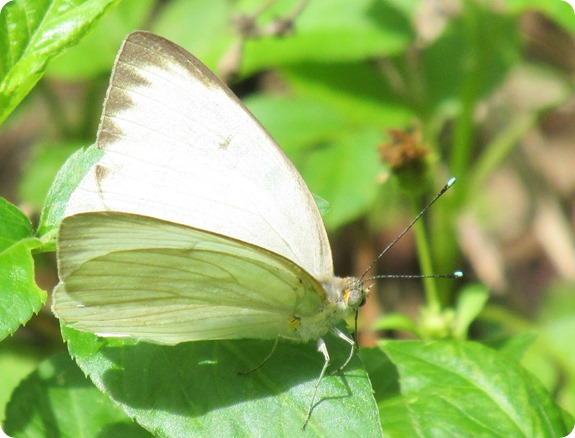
359, 177, 457, 282
365, 271, 463, 282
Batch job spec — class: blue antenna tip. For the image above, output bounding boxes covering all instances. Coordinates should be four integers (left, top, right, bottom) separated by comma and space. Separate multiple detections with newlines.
447, 177, 456, 187
454, 270, 463, 278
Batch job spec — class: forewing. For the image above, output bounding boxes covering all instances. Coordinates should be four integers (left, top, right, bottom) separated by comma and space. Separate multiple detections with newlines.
54, 213, 326, 344
65, 31, 333, 280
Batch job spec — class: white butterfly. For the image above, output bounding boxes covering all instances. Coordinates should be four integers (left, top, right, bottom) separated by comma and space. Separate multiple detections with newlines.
53, 31, 367, 424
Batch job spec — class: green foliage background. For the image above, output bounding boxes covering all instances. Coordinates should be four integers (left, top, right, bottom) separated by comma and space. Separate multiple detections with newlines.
1, 0, 575, 436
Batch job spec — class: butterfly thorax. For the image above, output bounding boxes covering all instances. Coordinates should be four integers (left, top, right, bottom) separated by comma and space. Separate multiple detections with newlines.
292, 277, 367, 341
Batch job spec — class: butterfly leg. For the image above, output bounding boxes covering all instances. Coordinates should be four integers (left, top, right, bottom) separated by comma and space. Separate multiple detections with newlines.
237, 337, 279, 375
329, 327, 356, 375
303, 337, 331, 430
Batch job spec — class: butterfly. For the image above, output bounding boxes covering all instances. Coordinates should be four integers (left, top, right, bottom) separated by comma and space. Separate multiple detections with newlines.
53, 31, 368, 427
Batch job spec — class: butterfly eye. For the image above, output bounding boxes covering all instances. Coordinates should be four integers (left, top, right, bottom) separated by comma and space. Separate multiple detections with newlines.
345, 287, 366, 309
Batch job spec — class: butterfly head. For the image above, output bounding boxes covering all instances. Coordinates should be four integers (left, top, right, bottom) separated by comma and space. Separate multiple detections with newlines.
320, 276, 368, 323
342, 277, 368, 311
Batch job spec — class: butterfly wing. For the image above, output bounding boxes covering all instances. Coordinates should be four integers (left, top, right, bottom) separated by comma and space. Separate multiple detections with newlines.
65, 31, 333, 281
54, 212, 328, 344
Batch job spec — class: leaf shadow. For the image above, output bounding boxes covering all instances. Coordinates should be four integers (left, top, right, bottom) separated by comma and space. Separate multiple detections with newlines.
86, 333, 364, 417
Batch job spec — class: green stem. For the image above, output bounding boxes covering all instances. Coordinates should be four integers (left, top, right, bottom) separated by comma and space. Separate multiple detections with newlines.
410, 194, 441, 312
451, 0, 483, 198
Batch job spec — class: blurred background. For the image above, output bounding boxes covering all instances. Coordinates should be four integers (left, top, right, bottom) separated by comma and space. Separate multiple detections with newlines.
1, 0, 574, 423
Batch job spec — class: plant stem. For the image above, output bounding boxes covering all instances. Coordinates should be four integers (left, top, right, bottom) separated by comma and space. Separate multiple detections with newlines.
411, 194, 441, 312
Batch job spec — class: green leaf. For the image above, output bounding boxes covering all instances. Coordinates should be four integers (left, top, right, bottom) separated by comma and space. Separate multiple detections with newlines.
372, 313, 418, 335
0, 340, 44, 424
3, 352, 152, 438
0, 198, 45, 340
312, 194, 330, 217
0, 198, 34, 252
62, 326, 382, 437
241, 0, 415, 73
377, 340, 570, 437
416, 7, 521, 117
0, 0, 121, 124
533, 283, 575, 415
360, 346, 418, 436
18, 142, 85, 212
284, 62, 414, 128
37, 144, 102, 241
152, 0, 234, 72
46, 0, 155, 80
300, 129, 384, 230
483, 332, 539, 363
452, 283, 490, 339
